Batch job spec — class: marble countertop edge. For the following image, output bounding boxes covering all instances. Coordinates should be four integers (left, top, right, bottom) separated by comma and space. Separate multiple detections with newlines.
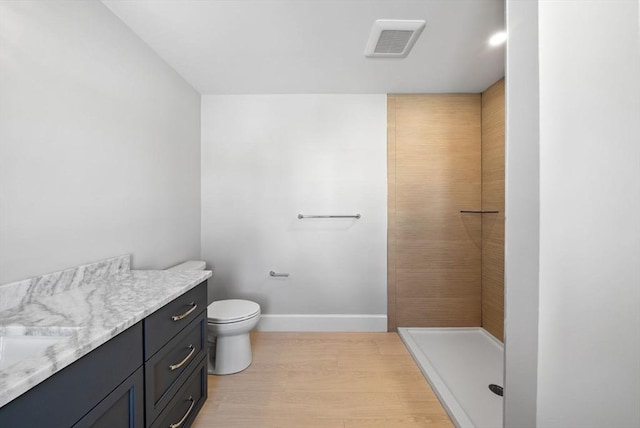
0, 268, 212, 408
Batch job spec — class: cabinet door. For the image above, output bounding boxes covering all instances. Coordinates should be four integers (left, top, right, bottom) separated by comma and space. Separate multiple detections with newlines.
73, 367, 144, 428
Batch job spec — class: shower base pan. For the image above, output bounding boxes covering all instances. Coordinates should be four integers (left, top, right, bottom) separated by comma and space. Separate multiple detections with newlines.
398, 327, 503, 428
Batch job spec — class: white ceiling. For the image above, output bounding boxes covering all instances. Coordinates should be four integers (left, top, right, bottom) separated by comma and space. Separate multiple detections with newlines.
102, 0, 505, 95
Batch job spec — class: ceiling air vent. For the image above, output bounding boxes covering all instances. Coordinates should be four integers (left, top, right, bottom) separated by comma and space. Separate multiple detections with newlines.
365, 19, 426, 58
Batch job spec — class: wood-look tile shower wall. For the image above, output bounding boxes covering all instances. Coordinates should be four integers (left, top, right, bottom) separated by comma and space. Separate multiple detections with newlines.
387, 81, 505, 339
387, 94, 483, 330
481, 78, 505, 341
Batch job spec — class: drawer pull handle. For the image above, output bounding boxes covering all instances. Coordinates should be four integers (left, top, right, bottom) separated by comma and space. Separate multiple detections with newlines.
171, 302, 197, 321
169, 396, 195, 428
169, 345, 196, 371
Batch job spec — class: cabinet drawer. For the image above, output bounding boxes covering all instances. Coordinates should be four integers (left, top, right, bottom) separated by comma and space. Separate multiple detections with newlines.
145, 313, 206, 424
144, 281, 207, 359
150, 356, 208, 428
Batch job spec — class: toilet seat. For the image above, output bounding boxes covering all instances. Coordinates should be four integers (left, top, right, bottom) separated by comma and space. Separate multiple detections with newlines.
207, 299, 260, 324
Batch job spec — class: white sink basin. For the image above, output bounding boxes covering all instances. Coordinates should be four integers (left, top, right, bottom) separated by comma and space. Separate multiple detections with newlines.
0, 326, 81, 370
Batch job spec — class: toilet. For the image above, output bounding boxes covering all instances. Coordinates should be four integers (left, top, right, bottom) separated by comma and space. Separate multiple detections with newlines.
167, 261, 261, 375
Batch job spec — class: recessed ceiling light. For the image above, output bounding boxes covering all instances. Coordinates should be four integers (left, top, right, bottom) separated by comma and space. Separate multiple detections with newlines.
489, 31, 507, 46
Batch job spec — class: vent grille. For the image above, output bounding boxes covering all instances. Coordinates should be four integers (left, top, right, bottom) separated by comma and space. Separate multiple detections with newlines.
374, 30, 414, 54
365, 20, 426, 58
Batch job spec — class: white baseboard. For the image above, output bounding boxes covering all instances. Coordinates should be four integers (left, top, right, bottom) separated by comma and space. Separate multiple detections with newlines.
256, 314, 387, 332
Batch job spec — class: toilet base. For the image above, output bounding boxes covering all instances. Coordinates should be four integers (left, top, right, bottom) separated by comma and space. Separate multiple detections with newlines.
208, 332, 253, 375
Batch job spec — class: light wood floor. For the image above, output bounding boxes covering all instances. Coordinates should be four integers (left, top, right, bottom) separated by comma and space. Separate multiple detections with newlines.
192, 332, 453, 427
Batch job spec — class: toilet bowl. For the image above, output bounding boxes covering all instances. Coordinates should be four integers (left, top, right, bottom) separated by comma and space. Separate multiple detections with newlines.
207, 299, 260, 375
167, 261, 261, 375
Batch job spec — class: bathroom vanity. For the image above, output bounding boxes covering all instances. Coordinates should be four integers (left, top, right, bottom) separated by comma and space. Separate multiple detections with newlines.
0, 255, 212, 427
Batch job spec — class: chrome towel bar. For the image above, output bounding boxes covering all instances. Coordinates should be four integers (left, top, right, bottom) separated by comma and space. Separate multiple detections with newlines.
297, 214, 361, 219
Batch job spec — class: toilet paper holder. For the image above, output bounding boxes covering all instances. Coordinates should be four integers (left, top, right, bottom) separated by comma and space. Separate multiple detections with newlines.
269, 271, 289, 277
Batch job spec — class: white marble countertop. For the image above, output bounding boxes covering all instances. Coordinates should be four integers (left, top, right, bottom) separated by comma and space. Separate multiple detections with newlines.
0, 256, 212, 408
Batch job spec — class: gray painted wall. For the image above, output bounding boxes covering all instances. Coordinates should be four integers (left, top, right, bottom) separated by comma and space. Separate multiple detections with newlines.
505, 1, 640, 427
201, 95, 387, 330
536, 1, 640, 426
0, 1, 201, 284
504, 1, 540, 426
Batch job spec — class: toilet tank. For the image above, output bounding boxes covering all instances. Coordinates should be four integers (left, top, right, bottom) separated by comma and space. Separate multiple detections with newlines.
167, 261, 206, 271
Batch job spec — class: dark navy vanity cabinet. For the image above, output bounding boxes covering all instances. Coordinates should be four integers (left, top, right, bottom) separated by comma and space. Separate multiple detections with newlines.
0, 281, 208, 428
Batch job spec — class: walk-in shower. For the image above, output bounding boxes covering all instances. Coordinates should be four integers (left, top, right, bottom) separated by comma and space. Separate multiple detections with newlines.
389, 79, 506, 428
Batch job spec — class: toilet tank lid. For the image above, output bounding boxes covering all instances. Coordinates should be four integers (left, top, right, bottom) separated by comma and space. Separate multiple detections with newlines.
167, 260, 206, 271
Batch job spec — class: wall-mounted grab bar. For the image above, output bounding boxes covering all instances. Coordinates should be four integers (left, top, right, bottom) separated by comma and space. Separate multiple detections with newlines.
269, 271, 290, 277
460, 210, 500, 214
297, 214, 361, 219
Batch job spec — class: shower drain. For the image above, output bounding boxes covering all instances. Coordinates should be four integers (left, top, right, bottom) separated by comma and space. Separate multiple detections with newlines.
488, 384, 504, 396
